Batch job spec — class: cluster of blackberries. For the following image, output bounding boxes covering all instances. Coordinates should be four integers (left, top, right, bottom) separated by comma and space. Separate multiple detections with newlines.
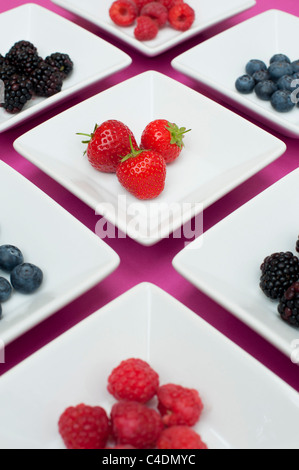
235, 53, 299, 112
259, 236, 299, 328
0, 40, 73, 114
0, 244, 43, 320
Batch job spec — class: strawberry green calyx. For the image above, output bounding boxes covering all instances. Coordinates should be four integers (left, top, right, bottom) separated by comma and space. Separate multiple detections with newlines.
120, 135, 143, 163
76, 124, 98, 154
165, 122, 191, 148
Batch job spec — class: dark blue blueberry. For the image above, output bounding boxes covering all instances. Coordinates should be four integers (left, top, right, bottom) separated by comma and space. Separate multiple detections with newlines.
252, 70, 270, 83
0, 245, 24, 272
291, 60, 299, 74
293, 72, 299, 80
277, 75, 297, 92
270, 54, 291, 64
268, 62, 293, 81
245, 59, 267, 76
271, 90, 295, 112
235, 74, 255, 94
0, 277, 12, 302
10, 263, 43, 294
255, 80, 278, 101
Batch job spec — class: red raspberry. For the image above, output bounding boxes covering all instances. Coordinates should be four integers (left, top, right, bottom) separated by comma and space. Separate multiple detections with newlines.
58, 403, 109, 449
140, 2, 168, 27
157, 0, 183, 11
157, 383, 203, 427
106, 444, 137, 449
109, 0, 138, 26
107, 358, 159, 403
111, 401, 164, 448
132, 0, 154, 13
168, 3, 195, 31
157, 426, 208, 449
134, 15, 159, 40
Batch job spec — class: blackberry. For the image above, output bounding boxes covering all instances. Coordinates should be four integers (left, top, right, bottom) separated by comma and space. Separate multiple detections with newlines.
30, 61, 63, 97
7, 40, 38, 54
45, 52, 73, 78
278, 282, 299, 327
6, 47, 42, 76
1, 74, 33, 113
260, 251, 299, 300
296, 236, 299, 254
0, 64, 17, 82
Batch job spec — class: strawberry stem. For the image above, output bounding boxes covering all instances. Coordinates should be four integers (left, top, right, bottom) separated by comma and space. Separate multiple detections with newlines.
120, 135, 143, 163
76, 124, 98, 156
165, 122, 191, 149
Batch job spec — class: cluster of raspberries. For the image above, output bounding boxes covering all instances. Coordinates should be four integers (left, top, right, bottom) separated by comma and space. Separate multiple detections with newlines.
259, 235, 299, 328
58, 358, 208, 449
109, 0, 195, 41
0, 40, 73, 114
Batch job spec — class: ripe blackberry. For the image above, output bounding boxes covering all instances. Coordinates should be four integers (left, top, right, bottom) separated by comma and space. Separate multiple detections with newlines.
44, 52, 73, 78
6, 48, 42, 76
8, 40, 38, 54
1, 73, 33, 113
260, 251, 299, 300
278, 282, 299, 327
296, 236, 299, 254
30, 61, 63, 97
0, 64, 17, 82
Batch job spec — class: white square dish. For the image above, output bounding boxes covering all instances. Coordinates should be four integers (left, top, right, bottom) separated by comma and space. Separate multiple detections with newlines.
0, 3, 131, 133
13, 71, 286, 246
0, 282, 298, 449
0, 161, 119, 345
172, 9, 299, 138
51, 0, 256, 57
173, 169, 299, 359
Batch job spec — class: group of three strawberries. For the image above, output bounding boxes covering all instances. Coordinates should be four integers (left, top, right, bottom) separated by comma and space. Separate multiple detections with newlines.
78, 119, 190, 200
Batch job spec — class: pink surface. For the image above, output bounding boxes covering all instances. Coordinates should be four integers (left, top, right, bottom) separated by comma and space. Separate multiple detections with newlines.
0, 0, 298, 397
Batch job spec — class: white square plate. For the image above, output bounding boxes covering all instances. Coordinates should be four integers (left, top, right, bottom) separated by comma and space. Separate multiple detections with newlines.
13, 71, 286, 246
51, 0, 256, 57
172, 9, 299, 138
0, 161, 119, 345
173, 169, 299, 359
0, 282, 298, 449
0, 3, 131, 133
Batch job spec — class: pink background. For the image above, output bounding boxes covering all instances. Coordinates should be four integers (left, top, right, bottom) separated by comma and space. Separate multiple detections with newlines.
0, 0, 298, 396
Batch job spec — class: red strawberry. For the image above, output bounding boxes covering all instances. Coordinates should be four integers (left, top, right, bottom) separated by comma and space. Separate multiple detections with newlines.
141, 119, 191, 164
77, 120, 138, 173
109, 0, 138, 26
116, 137, 166, 199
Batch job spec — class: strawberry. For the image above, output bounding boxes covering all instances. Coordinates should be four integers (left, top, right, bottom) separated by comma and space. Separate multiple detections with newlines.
116, 137, 166, 199
77, 120, 138, 173
140, 119, 191, 164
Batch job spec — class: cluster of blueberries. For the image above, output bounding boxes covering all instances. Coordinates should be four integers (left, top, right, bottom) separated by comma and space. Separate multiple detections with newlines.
235, 53, 299, 112
0, 245, 43, 319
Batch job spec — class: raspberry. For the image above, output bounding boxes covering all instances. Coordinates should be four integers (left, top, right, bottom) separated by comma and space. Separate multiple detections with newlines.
106, 444, 137, 449
168, 3, 195, 31
140, 2, 168, 27
157, 383, 203, 427
157, 0, 183, 10
109, 0, 138, 26
107, 358, 159, 403
157, 426, 208, 449
132, 0, 153, 13
58, 403, 109, 449
111, 401, 163, 449
134, 15, 159, 40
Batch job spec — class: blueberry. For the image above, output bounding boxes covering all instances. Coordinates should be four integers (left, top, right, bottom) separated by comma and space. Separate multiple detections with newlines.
0, 277, 12, 302
271, 90, 295, 112
291, 60, 299, 74
255, 80, 278, 101
277, 75, 297, 92
293, 72, 299, 80
268, 62, 293, 81
270, 54, 291, 64
245, 60, 267, 76
235, 74, 255, 94
252, 70, 270, 83
10, 263, 43, 294
0, 245, 24, 272
0, 304, 2, 320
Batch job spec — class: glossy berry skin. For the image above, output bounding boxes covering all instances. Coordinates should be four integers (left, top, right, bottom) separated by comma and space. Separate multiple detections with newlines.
0, 278, 12, 303
168, 3, 195, 31
134, 15, 159, 40
141, 119, 190, 163
235, 74, 255, 94
268, 61, 293, 81
107, 358, 159, 403
271, 90, 295, 112
140, 2, 168, 27
157, 426, 208, 450
80, 120, 138, 173
254, 80, 278, 101
10, 263, 43, 294
270, 54, 291, 64
109, 0, 138, 26
111, 401, 163, 449
58, 404, 110, 449
245, 60, 267, 76
116, 147, 166, 200
157, 383, 203, 427
0, 245, 24, 272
